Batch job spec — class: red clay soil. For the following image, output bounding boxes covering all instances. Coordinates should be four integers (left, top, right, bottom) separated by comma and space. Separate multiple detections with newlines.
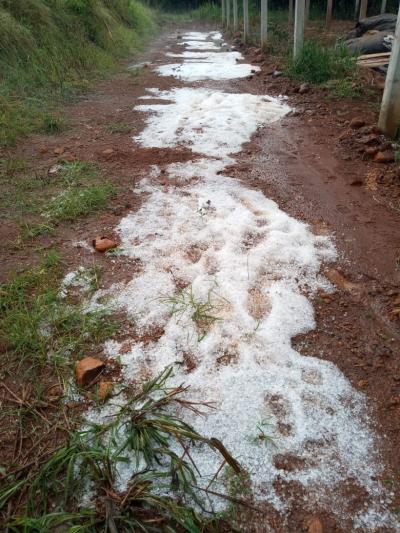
1, 21, 399, 532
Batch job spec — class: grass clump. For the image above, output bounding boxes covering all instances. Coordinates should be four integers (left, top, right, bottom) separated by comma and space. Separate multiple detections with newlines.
1, 367, 242, 531
162, 284, 223, 342
285, 40, 355, 85
0, 251, 119, 368
0, 160, 115, 242
105, 121, 132, 134
46, 183, 114, 221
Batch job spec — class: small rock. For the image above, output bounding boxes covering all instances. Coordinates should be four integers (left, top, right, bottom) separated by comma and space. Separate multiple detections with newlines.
298, 82, 310, 94
97, 381, 113, 402
364, 146, 379, 157
75, 357, 105, 388
374, 150, 395, 163
349, 117, 366, 129
54, 146, 66, 156
177, 34, 182, 40
38, 146, 48, 154
357, 379, 369, 389
93, 236, 117, 253
272, 70, 283, 77
101, 148, 114, 157
251, 69, 257, 74
308, 517, 324, 533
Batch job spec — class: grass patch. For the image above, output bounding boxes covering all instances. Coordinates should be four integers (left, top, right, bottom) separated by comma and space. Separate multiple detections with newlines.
0, 252, 119, 369
105, 121, 132, 134
0, 160, 115, 242
285, 40, 355, 85
0, 366, 242, 530
46, 183, 114, 221
0, 0, 156, 146
162, 284, 224, 342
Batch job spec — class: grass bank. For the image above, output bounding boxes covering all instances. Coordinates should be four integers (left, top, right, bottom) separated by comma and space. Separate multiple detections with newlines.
0, 0, 156, 146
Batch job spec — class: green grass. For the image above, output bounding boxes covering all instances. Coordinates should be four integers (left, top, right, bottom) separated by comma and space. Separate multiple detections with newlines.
1, 366, 241, 531
190, 2, 221, 20
105, 121, 132, 134
0, 160, 115, 242
0, 251, 119, 369
0, 0, 156, 146
285, 40, 355, 85
46, 183, 114, 221
161, 284, 223, 342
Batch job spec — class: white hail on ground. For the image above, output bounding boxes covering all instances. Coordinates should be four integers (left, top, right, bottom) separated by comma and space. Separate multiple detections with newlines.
78, 31, 399, 531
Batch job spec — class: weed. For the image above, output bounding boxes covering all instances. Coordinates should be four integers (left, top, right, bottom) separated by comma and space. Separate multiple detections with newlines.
162, 284, 223, 341
0, 252, 119, 368
46, 184, 114, 220
247, 419, 274, 447
1, 367, 241, 531
41, 113, 66, 135
285, 40, 355, 84
327, 78, 363, 99
105, 121, 132, 134
18, 221, 55, 240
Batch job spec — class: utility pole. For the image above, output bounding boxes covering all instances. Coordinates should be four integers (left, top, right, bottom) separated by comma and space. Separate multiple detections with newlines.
243, 0, 249, 43
380, 0, 387, 14
261, 0, 268, 48
359, 0, 368, 20
294, 0, 305, 59
233, 0, 238, 32
222, 0, 225, 26
326, 0, 333, 28
378, 4, 400, 137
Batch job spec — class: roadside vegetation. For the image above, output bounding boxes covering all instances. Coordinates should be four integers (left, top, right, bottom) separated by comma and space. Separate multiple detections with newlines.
0, 159, 115, 244
0, 0, 156, 146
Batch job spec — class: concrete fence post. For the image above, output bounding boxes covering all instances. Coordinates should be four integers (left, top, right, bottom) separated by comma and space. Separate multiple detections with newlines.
354, 0, 360, 21
294, 0, 305, 59
378, 5, 400, 137
359, 0, 368, 20
261, 0, 268, 48
243, 0, 249, 42
233, 0, 238, 31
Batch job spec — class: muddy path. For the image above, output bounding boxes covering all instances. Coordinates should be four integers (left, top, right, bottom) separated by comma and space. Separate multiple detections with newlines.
1, 22, 400, 532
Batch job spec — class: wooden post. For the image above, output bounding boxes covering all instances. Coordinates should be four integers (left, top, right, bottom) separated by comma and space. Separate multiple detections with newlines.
380, 0, 387, 15
243, 0, 249, 43
233, 0, 238, 31
222, 0, 225, 26
294, 0, 305, 58
261, 0, 268, 48
289, 0, 294, 25
359, 0, 368, 20
354, 0, 360, 21
226, 0, 231, 29
326, 0, 333, 28
378, 5, 400, 137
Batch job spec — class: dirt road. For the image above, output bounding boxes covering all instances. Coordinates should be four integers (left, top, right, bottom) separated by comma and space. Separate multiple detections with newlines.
2, 24, 400, 532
